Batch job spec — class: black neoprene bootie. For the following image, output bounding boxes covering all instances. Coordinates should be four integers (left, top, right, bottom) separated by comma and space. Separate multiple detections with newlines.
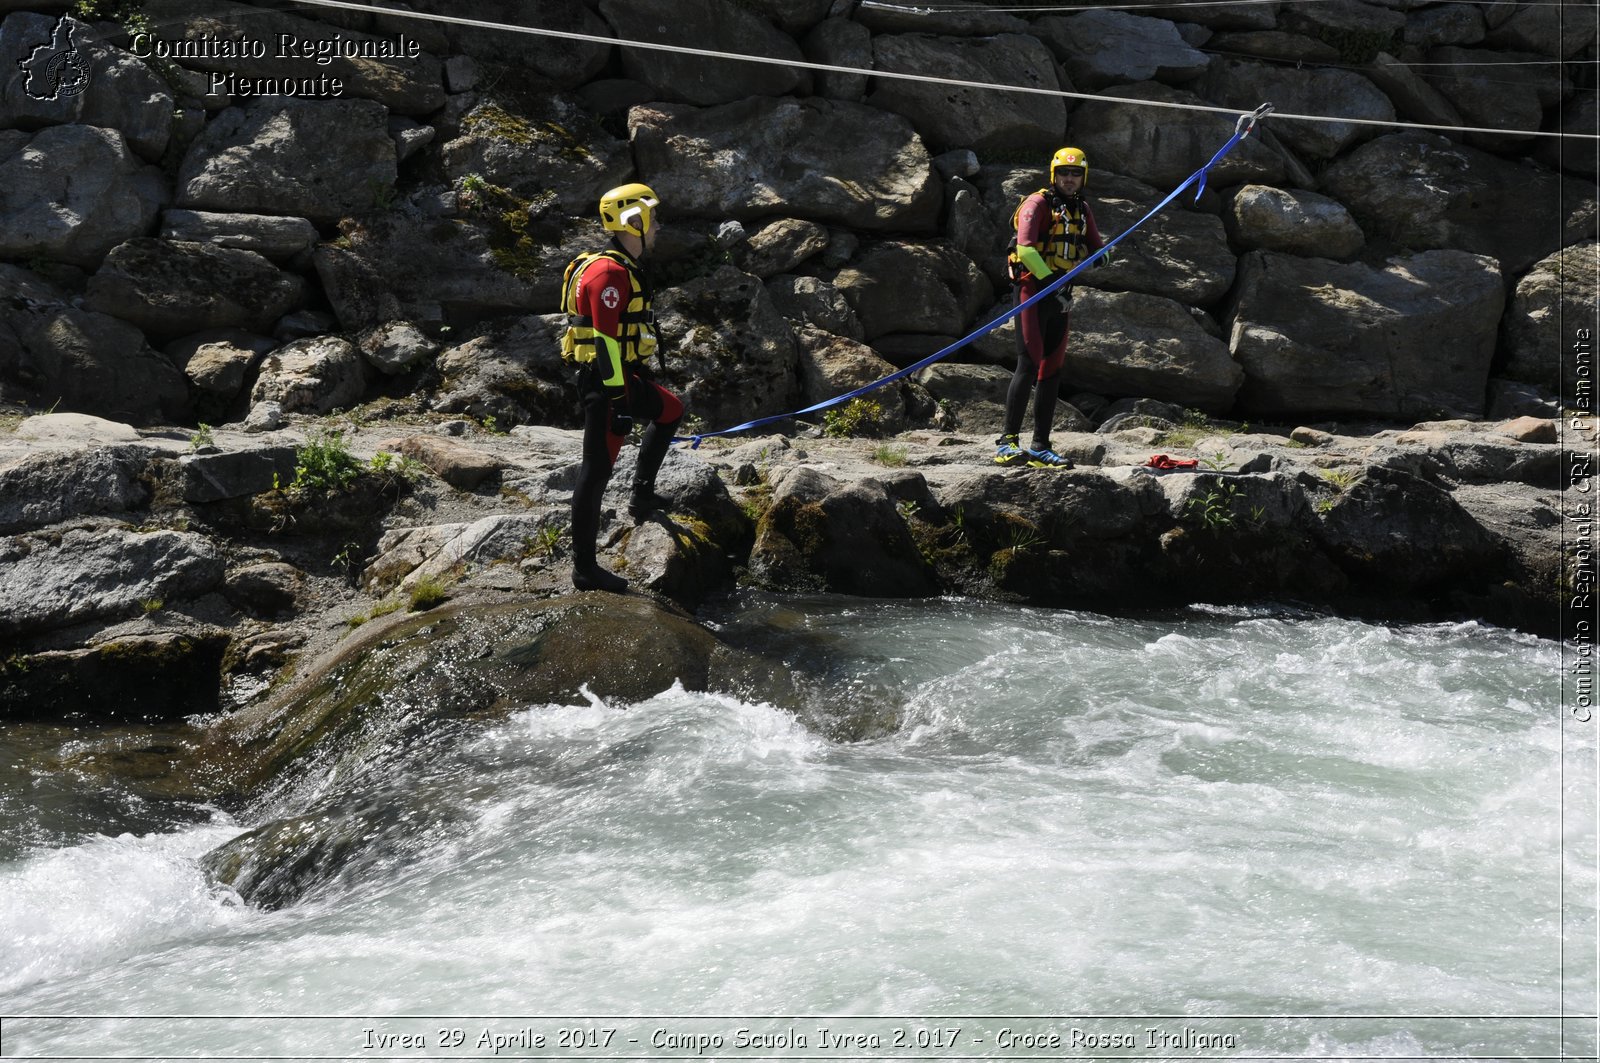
628, 420, 677, 521
570, 476, 627, 594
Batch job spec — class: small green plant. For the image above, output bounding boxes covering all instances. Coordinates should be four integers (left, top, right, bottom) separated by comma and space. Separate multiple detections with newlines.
823, 398, 885, 439
407, 575, 449, 611
1186, 482, 1241, 533
480, 415, 505, 435
3, 652, 32, 675
139, 597, 164, 614
188, 423, 215, 450
523, 525, 565, 558
871, 443, 909, 467
1320, 467, 1360, 491
369, 179, 397, 211
1315, 497, 1337, 515
290, 430, 363, 493
1200, 450, 1232, 471
1007, 523, 1045, 554
895, 500, 920, 521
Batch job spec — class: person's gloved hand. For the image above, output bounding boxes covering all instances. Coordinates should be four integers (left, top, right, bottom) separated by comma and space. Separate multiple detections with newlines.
610, 409, 634, 436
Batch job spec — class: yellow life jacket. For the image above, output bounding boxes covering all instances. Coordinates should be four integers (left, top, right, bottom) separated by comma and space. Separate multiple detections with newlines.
559, 249, 658, 364
1007, 188, 1092, 281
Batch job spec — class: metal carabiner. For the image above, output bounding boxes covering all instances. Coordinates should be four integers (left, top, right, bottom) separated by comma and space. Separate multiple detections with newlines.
1236, 102, 1275, 139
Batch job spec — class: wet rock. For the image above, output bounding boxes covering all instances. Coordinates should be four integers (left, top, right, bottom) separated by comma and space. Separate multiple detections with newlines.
0, 125, 167, 268
0, 631, 229, 722
629, 97, 943, 232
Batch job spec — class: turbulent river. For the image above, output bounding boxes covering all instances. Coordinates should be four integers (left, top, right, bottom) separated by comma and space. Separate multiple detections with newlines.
1, 597, 1593, 1061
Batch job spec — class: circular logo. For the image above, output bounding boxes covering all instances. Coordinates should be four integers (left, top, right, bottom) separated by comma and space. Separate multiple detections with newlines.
600, 286, 621, 310
47, 50, 90, 98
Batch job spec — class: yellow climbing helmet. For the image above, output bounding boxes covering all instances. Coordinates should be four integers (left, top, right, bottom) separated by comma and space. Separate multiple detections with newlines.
599, 182, 660, 236
1050, 146, 1088, 187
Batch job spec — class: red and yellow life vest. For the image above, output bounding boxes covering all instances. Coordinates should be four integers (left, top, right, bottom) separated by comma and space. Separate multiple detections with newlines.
559, 249, 658, 364
1007, 188, 1093, 281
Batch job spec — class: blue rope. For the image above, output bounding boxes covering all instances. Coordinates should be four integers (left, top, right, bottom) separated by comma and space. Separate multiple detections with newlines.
680, 104, 1273, 448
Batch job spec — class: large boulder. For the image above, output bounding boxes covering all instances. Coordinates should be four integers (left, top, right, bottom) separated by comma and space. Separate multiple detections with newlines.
629, 97, 943, 232
433, 315, 572, 428
1501, 242, 1600, 393
440, 96, 633, 214
0, 125, 165, 268
248, 336, 370, 415
0, 12, 174, 159
751, 466, 939, 597
1483, 0, 1597, 56
177, 99, 398, 224
0, 445, 151, 533
829, 240, 993, 341
1362, 53, 1465, 130
654, 265, 801, 431
765, 274, 863, 341
802, 17, 870, 101
1423, 46, 1569, 146
1321, 132, 1598, 275
1083, 173, 1237, 306
1066, 288, 1243, 412
0, 526, 224, 638
84, 239, 306, 340
1224, 184, 1365, 259
0, 265, 190, 424
793, 326, 922, 433
597, 0, 805, 105
158, 210, 319, 262
140, 0, 445, 115
1197, 58, 1394, 160
1229, 249, 1505, 419
1032, 11, 1210, 89
866, 33, 1067, 155
1068, 83, 1304, 190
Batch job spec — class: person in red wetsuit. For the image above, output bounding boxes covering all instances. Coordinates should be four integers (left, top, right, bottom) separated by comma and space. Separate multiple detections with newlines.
560, 182, 683, 593
996, 146, 1106, 470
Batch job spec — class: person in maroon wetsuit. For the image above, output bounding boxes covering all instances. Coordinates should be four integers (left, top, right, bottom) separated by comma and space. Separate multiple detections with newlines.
560, 182, 683, 593
996, 146, 1106, 470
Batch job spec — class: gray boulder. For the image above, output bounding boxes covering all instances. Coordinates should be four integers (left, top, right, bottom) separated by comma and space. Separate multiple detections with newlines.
830, 240, 993, 341
0, 12, 174, 159
734, 0, 832, 35
734, 218, 831, 279
1067, 288, 1243, 412
177, 99, 398, 224
629, 97, 943, 232
867, 33, 1066, 155
1322, 132, 1598, 275
1278, 0, 1405, 43
158, 210, 319, 262
0, 526, 224, 638
167, 329, 278, 417
249, 336, 370, 415
0, 445, 150, 533
1086, 173, 1237, 305
1069, 83, 1302, 190
434, 314, 571, 428
1032, 11, 1210, 89
1484, 1, 1597, 57
597, 0, 805, 105
655, 265, 801, 431
1198, 58, 1394, 160
1224, 184, 1365, 259
802, 17, 870, 101
1405, 4, 1485, 49
141, 0, 444, 115
0, 125, 165, 268
1423, 46, 1568, 146
0, 265, 190, 424
84, 239, 306, 341
765, 275, 864, 340
177, 446, 300, 504
358, 321, 438, 376
1501, 242, 1599, 393
1362, 53, 1465, 130
440, 97, 633, 214
1229, 249, 1505, 419
794, 326, 919, 433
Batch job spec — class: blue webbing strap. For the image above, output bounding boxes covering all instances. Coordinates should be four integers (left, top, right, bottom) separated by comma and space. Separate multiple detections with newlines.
679, 103, 1273, 448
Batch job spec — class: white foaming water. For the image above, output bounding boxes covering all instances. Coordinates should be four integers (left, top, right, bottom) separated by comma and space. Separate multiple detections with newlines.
0, 600, 1591, 1060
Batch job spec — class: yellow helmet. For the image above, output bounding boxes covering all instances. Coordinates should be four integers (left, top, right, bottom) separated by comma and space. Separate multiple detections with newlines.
1050, 146, 1088, 187
599, 182, 660, 236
